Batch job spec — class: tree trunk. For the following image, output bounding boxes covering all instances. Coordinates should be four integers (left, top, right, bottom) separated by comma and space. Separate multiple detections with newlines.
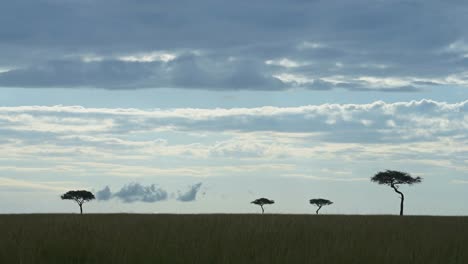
261, 205, 264, 214
79, 204, 83, 215
391, 185, 404, 216
316, 206, 322, 215
399, 192, 404, 216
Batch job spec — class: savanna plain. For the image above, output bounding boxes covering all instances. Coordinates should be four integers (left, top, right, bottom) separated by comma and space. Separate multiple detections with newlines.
0, 214, 466, 264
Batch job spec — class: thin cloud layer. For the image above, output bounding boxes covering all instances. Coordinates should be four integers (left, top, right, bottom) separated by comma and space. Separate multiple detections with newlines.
0, 100, 466, 176
0, 100, 466, 144
1, 1, 468, 91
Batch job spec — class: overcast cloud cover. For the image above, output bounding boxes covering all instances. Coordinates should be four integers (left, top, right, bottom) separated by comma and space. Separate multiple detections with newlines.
0, 0, 467, 215
1, 0, 468, 91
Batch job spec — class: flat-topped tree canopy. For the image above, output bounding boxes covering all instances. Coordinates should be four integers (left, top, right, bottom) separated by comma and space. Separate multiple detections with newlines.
251, 198, 274, 214
61, 190, 95, 214
251, 198, 274, 206
309, 198, 333, 214
61, 190, 95, 203
309, 199, 333, 207
371, 170, 422, 216
371, 170, 422, 187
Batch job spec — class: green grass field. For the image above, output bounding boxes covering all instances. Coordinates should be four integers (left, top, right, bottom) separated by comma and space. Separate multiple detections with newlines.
0, 214, 466, 263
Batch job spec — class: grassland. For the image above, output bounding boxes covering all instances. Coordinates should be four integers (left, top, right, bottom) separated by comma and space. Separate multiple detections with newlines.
0, 214, 466, 263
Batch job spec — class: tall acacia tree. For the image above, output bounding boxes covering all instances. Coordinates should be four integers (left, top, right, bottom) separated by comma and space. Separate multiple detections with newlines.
61, 190, 95, 214
309, 198, 333, 214
251, 198, 274, 214
371, 170, 422, 216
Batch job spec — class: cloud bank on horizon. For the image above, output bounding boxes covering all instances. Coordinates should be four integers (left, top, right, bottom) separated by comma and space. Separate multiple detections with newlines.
95, 183, 203, 203
0, 0, 467, 92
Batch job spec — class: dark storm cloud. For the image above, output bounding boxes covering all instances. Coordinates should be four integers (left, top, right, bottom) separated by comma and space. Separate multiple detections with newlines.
1, 0, 468, 90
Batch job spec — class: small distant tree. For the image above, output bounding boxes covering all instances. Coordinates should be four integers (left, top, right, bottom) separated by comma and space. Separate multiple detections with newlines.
371, 170, 422, 216
309, 198, 333, 214
61, 190, 95, 214
251, 198, 274, 214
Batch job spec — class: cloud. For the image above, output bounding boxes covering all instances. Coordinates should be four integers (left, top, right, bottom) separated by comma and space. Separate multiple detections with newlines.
96, 186, 112, 201
0, 100, 466, 143
0, 177, 76, 192
0, 56, 286, 90
0, 60, 157, 89
112, 183, 168, 203
96, 183, 204, 203
0, 1, 467, 91
0, 100, 466, 173
177, 183, 203, 202
282, 173, 367, 182
96, 183, 168, 203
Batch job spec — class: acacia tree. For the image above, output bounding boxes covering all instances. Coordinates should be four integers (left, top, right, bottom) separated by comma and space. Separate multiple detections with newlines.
251, 198, 274, 214
61, 190, 95, 214
371, 170, 422, 216
309, 198, 333, 214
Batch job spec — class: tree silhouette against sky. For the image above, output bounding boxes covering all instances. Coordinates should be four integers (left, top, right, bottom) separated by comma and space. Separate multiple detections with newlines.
61, 190, 95, 214
251, 198, 274, 214
309, 198, 333, 214
371, 170, 422, 216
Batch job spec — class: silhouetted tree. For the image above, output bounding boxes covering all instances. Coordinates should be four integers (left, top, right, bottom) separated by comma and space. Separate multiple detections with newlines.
61, 190, 95, 214
371, 170, 422, 216
309, 198, 333, 214
251, 198, 274, 214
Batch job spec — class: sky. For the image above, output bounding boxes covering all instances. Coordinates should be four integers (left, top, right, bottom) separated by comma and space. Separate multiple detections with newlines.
0, 0, 467, 215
